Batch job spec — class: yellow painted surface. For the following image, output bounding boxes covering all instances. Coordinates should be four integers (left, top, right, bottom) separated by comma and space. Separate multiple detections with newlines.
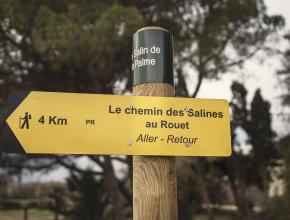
6, 91, 231, 156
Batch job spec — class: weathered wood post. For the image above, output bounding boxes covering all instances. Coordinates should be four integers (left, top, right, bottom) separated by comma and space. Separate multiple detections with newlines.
132, 26, 177, 220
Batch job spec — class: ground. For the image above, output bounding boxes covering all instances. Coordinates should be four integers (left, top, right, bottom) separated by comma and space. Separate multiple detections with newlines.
0, 209, 64, 220
0, 209, 234, 220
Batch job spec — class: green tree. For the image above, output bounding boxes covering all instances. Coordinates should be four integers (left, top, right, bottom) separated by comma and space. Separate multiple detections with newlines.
279, 135, 290, 198
248, 89, 277, 195
215, 82, 277, 219
279, 34, 290, 106
177, 158, 203, 220
0, 1, 143, 95
255, 136, 290, 220
130, 0, 284, 97
0, 2, 143, 219
215, 82, 254, 220
0, 1, 284, 101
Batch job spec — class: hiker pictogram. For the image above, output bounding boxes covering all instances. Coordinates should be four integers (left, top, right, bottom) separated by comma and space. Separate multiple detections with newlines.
19, 112, 31, 129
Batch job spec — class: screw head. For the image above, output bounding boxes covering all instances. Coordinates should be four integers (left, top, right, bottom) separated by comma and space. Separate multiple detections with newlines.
128, 105, 133, 109
184, 107, 190, 112
127, 140, 132, 146
185, 142, 191, 147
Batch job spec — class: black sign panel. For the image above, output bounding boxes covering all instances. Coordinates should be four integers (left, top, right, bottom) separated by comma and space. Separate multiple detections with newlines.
132, 27, 174, 86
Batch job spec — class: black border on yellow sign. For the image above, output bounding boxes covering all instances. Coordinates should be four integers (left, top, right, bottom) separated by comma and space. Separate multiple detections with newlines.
0, 90, 30, 153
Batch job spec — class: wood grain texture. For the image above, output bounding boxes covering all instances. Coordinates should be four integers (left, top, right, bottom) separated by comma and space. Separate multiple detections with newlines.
133, 83, 177, 220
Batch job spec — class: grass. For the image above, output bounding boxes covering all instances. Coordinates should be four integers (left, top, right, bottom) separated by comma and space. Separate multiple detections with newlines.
195, 215, 233, 220
0, 209, 65, 220
0, 210, 233, 220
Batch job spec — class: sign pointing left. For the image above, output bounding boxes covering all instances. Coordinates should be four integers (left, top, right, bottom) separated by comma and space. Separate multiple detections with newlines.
0, 91, 231, 156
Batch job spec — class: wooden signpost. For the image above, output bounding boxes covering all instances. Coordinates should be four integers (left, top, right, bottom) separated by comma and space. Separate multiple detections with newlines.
0, 26, 232, 220
132, 27, 178, 220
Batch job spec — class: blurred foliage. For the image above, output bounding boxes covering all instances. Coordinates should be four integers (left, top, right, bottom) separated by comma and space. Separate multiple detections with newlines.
279, 34, 290, 106
278, 135, 290, 199
0, 209, 65, 220
214, 81, 277, 220
66, 171, 108, 220
0, 0, 284, 98
0, 0, 143, 94
0, 181, 70, 216
177, 158, 203, 219
255, 197, 290, 220
248, 89, 277, 193
254, 136, 290, 219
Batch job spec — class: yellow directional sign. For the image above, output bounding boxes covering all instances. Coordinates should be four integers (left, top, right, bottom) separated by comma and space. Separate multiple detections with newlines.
1, 91, 231, 156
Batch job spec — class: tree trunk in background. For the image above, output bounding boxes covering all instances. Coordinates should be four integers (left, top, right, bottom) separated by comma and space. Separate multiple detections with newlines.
196, 159, 213, 220
54, 212, 59, 220
23, 208, 28, 220
103, 156, 125, 220
228, 174, 252, 220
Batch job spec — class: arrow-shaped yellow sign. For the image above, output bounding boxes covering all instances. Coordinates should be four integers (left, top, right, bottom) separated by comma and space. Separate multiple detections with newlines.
1, 91, 231, 156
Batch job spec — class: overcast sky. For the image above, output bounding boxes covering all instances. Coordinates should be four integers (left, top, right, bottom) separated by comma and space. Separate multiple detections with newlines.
195, 0, 290, 137
23, 1, 290, 182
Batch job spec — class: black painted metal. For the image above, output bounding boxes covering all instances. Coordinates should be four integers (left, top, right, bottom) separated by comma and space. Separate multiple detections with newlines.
132, 27, 174, 86
0, 90, 30, 153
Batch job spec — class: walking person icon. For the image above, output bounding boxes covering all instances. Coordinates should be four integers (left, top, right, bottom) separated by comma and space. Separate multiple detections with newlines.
20, 112, 32, 129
